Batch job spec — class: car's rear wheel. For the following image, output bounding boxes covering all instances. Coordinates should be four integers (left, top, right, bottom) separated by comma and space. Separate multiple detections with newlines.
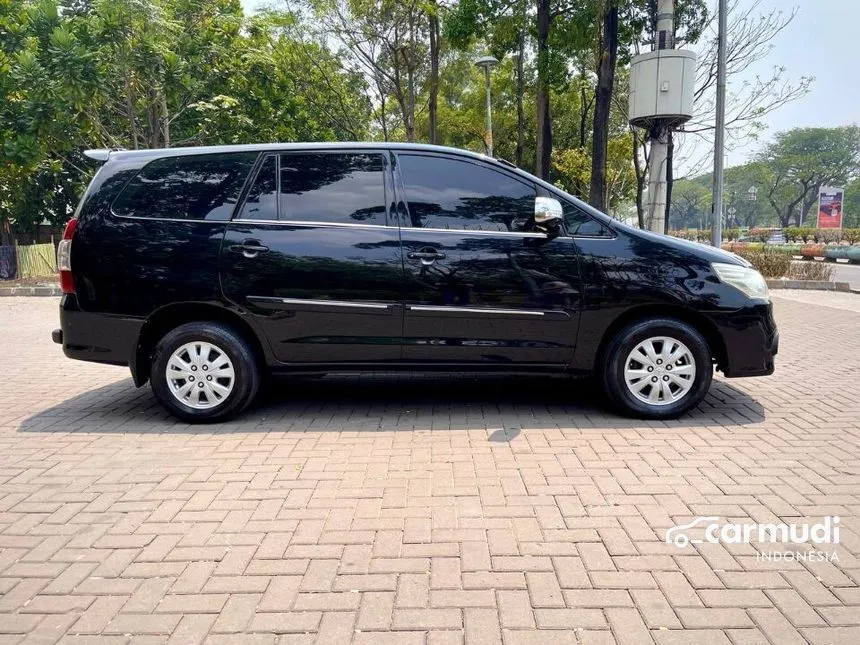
150, 322, 260, 423
601, 318, 712, 419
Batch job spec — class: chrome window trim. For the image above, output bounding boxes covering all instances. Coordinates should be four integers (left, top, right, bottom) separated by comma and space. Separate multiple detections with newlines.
248, 296, 392, 310
407, 305, 545, 317
401, 227, 546, 238
111, 214, 227, 224
238, 218, 547, 237
238, 219, 394, 230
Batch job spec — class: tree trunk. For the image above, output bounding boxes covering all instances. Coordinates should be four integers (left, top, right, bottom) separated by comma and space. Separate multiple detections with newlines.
579, 86, 590, 149
161, 92, 170, 148
124, 75, 140, 150
375, 75, 389, 141
515, 28, 525, 167
799, 187, 818, 226
664, 130, 673, 234
588, 1, 618, 212
428, 5, 440, 145
535, 0, 552, 179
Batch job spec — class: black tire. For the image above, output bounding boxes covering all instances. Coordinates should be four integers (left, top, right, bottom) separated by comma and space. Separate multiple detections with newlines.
601, 317, 712, 419
150, 321, 260, 423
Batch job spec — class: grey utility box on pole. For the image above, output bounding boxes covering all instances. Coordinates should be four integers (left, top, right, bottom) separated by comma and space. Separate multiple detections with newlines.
628, 45, 696, 234
628, 49, 696, 128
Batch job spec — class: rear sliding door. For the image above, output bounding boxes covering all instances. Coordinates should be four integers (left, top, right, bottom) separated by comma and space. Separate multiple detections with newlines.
220, 150, 404, 364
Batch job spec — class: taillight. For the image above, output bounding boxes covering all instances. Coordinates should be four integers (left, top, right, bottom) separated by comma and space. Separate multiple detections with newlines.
57, 218, 78, 294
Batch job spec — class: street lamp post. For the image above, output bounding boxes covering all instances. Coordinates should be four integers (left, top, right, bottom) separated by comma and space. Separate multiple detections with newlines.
474, 55, 499, 156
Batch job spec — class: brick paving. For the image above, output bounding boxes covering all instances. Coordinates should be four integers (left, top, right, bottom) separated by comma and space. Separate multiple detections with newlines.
0, 295, 858, 645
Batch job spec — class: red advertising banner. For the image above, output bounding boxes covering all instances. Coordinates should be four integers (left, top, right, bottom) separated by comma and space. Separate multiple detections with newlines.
818, 186, 844, 229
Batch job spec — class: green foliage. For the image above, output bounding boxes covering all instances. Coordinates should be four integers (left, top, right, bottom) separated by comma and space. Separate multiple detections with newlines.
844, 178, 860, 228
0, 0, 371, 235
735, 249, 791, 279
811, 228, 841, 244
669, 180, 711, 230
756, 126, 860, 227
788, 261, 834, 281
749, 227, 777, 243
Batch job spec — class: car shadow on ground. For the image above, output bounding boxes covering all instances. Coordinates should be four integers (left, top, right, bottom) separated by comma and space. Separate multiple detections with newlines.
19, 373, 765, 434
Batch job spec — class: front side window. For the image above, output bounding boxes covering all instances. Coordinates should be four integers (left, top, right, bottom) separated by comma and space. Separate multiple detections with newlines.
113, 153, 257, 221
279, 153, 387, 224
398, 154, 537, 232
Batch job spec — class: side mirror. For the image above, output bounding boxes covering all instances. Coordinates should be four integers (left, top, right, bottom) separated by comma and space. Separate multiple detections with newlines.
535, 196, 563, 234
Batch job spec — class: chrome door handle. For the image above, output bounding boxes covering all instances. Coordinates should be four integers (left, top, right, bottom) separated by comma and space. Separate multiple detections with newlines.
407, 251, 446, 261
230, 240, 269, 258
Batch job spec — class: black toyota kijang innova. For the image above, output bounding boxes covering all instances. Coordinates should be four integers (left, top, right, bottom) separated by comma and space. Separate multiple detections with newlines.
53, 143, 778, 423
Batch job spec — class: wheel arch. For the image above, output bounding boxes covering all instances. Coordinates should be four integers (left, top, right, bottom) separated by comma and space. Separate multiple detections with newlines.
131, 302, 269, 387
594, 304, 728, 374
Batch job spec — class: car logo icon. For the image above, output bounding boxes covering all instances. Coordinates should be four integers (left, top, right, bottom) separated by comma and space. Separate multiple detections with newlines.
665, 516, 720, 548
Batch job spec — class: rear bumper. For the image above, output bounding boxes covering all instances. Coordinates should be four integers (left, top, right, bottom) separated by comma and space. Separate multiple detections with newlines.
56, 294, 143, 367
711, 301, 778, 378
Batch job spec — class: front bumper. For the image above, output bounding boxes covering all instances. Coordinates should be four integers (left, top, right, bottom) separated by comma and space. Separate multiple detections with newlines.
710, 300, 778, 378
56, 294, 142, 367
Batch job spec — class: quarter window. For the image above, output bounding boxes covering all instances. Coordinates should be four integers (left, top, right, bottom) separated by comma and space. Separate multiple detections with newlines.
113, 153, 257, 221
398, 154, 537, 232
562, 201, 612, 237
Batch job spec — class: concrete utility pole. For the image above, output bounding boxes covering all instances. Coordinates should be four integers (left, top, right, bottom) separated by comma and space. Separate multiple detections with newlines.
645, 0, 675, 233
711, 0, 728, 247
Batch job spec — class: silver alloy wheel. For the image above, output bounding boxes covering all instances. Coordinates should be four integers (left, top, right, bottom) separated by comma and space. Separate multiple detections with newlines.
623, 336, 696, 407
166, 341, 235, 410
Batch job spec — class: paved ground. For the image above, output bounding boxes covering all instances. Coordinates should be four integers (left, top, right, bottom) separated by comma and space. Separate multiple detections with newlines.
831, 263, 860, 290
1, 295, 858, 645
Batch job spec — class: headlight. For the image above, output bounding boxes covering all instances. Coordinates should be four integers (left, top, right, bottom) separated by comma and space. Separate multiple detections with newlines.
711, 262, 769, 300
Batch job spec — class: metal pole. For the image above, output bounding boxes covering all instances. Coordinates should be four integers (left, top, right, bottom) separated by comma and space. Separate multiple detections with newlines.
484, 66, 494, 157
711, 0, 727, 247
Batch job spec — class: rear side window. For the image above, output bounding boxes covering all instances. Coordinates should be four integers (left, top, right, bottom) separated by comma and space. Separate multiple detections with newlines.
280, 153, 386, 224
112, 153, 257, 221
398, 154, 536, 232
236, 152, 388, 225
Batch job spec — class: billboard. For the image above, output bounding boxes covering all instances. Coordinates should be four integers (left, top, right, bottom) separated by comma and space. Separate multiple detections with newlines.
817, 186, 844, 229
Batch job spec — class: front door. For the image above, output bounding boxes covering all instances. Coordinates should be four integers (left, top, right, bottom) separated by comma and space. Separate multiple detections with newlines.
220, 150, 403, 364
394, 152, 582, 366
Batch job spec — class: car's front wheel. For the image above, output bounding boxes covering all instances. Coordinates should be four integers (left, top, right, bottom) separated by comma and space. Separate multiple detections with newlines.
601, 318, 712, 419
150, 322, 260, 423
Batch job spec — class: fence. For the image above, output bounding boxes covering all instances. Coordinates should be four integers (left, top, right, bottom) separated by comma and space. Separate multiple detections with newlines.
15, 242, 57, 278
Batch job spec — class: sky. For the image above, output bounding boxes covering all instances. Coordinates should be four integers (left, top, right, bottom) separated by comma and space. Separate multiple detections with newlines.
716, 0, 857, 167
240, 0, 855, 170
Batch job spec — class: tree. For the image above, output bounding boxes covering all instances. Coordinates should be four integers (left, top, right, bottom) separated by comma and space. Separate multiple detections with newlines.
756, 127, 860, 228
675, 0, 812, 173
0, 0, 372, 237
313, 0, 430, 142
446, 0, 534, 167
844, 179, 860, 228
669, 179, 709, 230
588, 0, 617, 212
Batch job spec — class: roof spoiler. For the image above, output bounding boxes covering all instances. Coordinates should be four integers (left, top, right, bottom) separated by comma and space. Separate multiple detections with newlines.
84, 148, 124, 162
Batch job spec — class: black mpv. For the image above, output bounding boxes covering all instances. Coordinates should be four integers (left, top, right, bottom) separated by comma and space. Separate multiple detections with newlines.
54, 143, 778, 423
